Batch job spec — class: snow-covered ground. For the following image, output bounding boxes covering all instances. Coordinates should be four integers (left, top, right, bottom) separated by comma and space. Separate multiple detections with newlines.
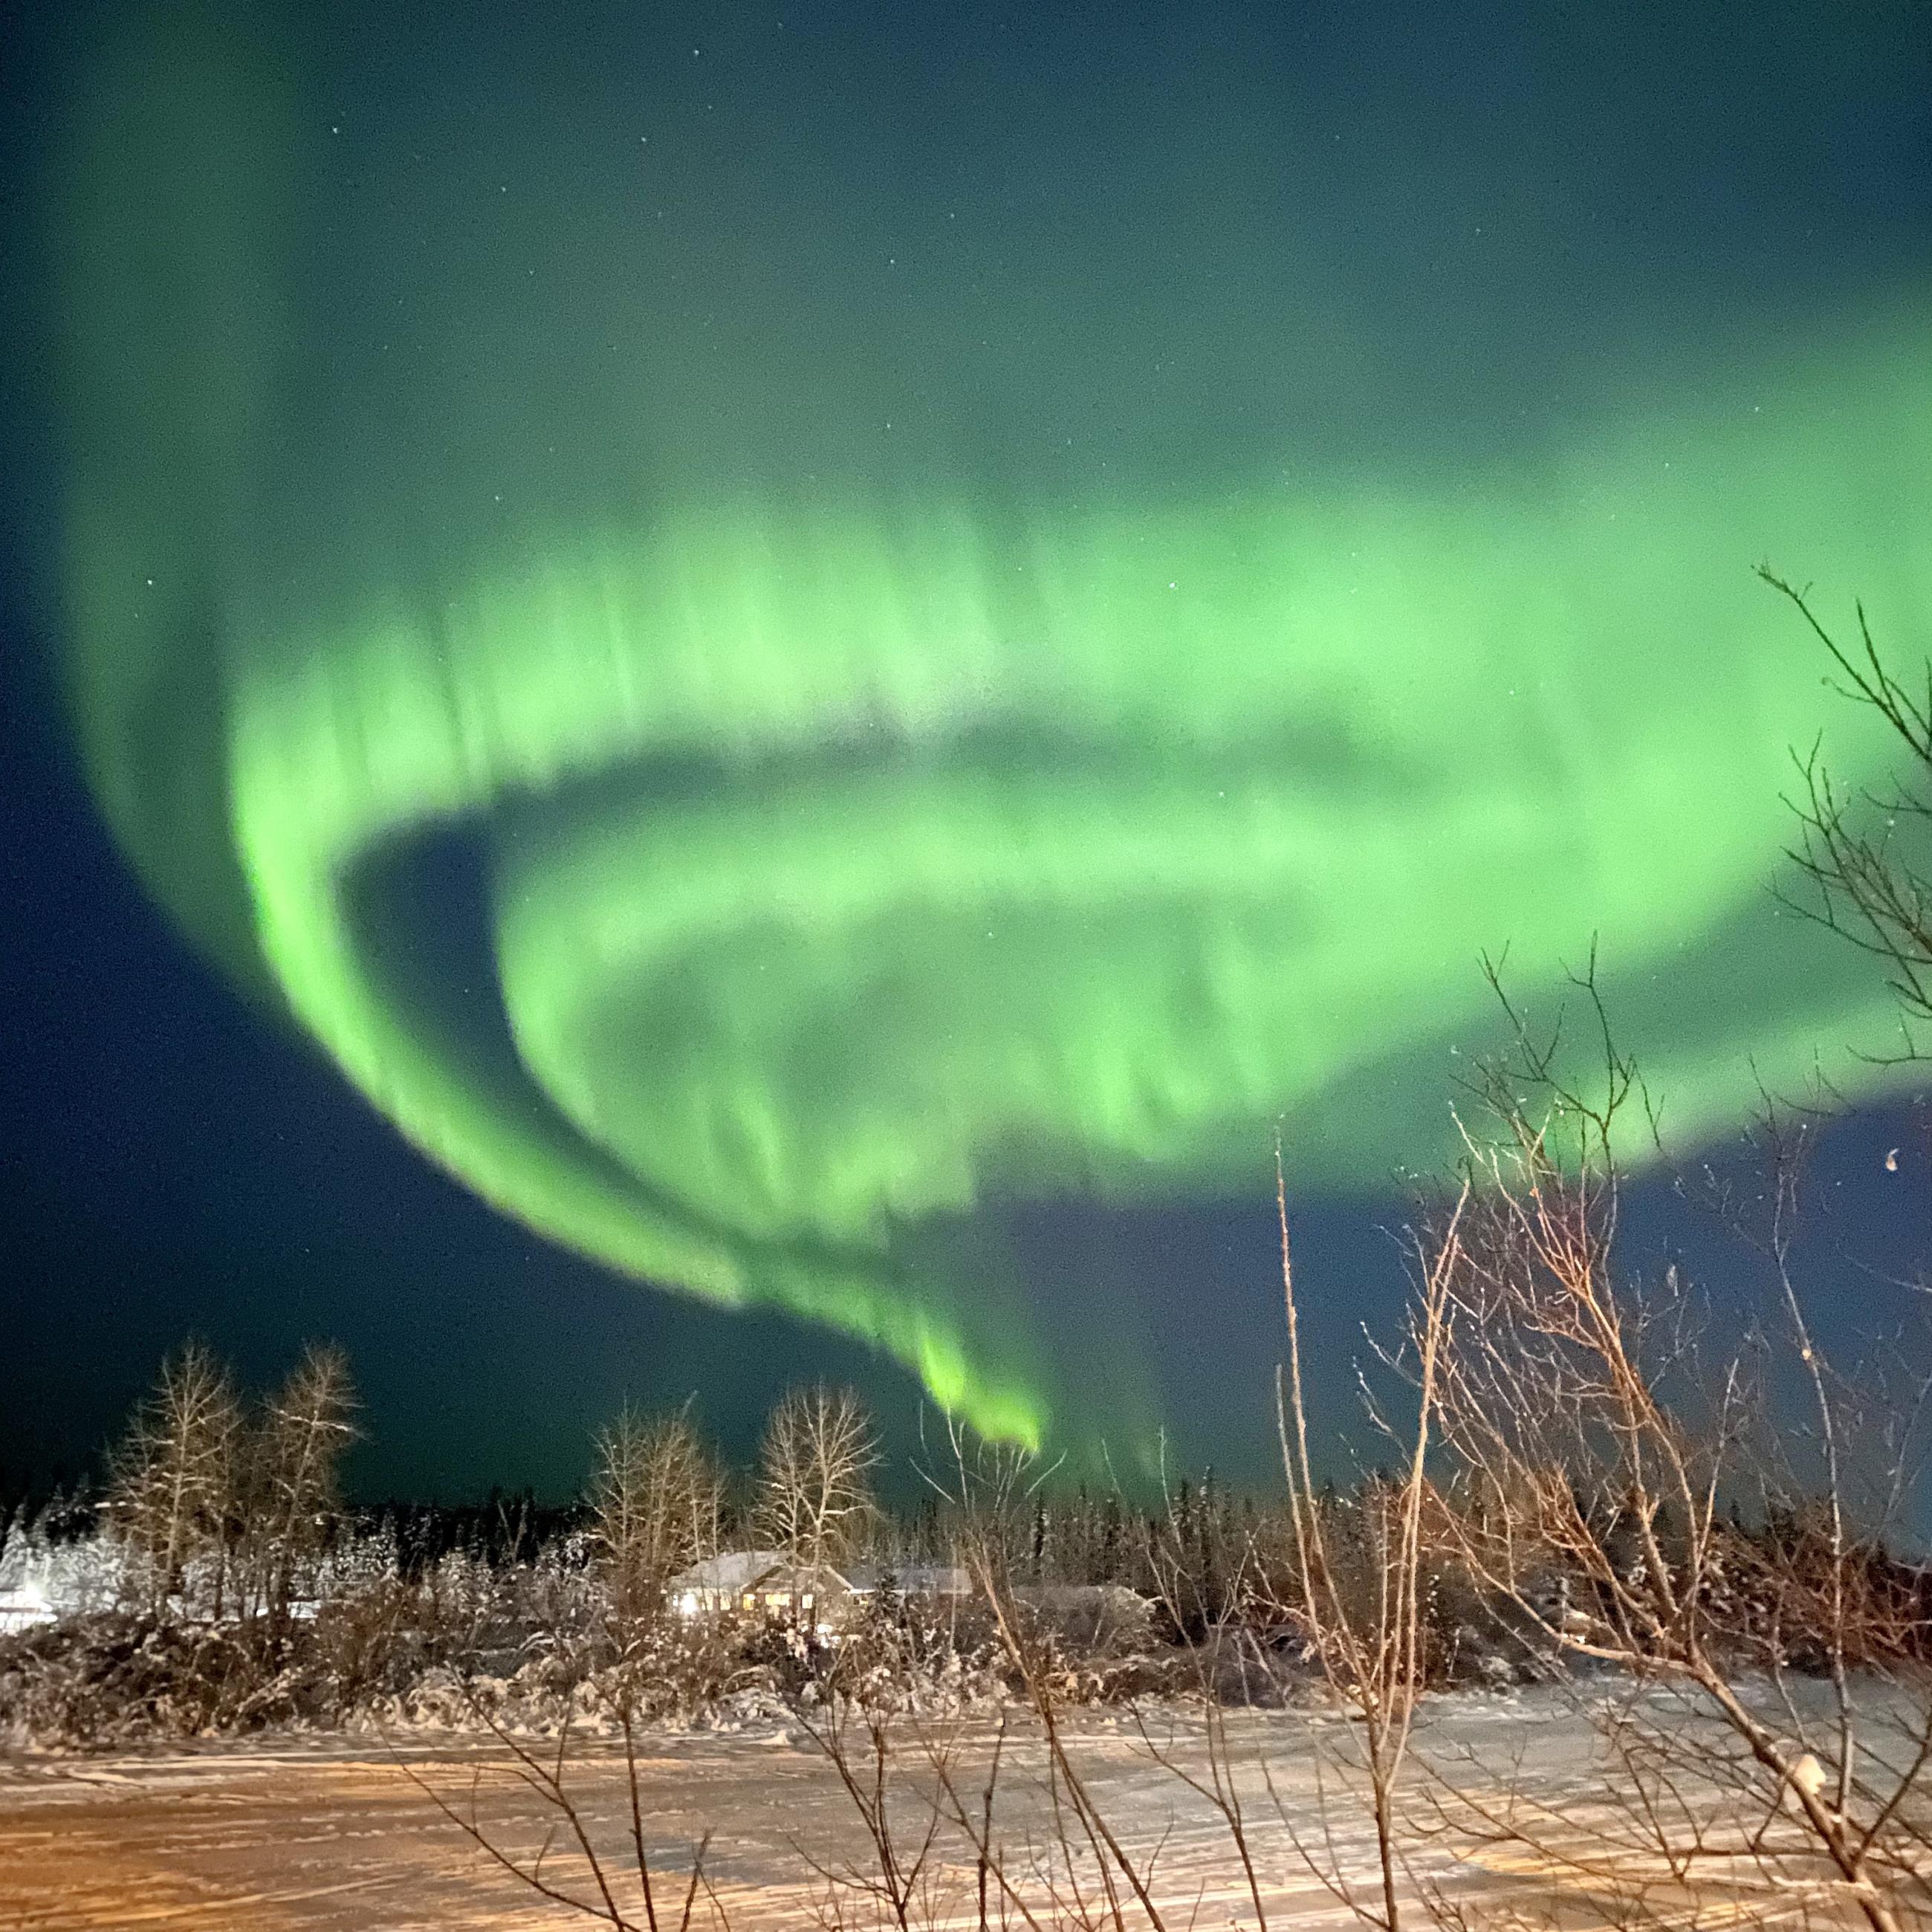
0, 1689, 1765, 1932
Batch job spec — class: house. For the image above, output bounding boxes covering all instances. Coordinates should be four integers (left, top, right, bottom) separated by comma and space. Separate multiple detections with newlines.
0, 1531, 124, 1633
844, 1561, 973, 1601
0, 1572, 55, 1636
668, 1553, 976, 1624
670, 1550, 842, 1621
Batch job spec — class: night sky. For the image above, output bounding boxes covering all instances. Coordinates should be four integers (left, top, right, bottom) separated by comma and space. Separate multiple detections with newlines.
3, 0, 1930, 1502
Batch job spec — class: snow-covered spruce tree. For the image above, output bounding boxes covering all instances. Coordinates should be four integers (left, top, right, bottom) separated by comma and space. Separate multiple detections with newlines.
105, 1340, 242, 1619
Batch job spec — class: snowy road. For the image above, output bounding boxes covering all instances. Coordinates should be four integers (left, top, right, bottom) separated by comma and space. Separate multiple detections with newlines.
0, 1695, 1804, 1932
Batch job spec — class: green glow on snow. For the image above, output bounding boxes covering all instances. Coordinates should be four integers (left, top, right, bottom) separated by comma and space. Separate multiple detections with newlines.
42, 14, 1932, 1453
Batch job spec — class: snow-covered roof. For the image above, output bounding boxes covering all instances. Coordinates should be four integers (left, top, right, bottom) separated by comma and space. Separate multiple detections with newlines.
844, 1562, 972, 1597
670, 1550, 814, 1596
668, 1553, 974, 1601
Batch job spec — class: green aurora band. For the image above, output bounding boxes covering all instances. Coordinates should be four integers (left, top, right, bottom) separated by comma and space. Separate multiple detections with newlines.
42, 15, 1932, 1453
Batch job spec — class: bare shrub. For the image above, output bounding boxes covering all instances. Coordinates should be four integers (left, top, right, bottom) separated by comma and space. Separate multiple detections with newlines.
1763, 567, 1932, 1061
1256, 1150, 1470, 1932
1422, 965, 1932, 1932
396, 1696, 721, 1932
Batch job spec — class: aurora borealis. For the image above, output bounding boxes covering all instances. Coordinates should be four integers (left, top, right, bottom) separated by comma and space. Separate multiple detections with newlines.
13, 0, 1932, 1465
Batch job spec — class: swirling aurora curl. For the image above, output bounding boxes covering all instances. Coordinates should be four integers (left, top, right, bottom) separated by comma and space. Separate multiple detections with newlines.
43, 16, 1932, 1452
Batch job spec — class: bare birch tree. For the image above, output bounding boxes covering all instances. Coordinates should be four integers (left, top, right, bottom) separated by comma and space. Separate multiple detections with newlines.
251, 1342, 359, 1635
106, 1339, 242, 1616
590, 1403, 722, 1622
753, 1384, 880, 1580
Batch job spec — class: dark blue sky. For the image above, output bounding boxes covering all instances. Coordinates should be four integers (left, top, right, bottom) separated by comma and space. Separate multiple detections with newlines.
3, 0, 1929, 1502
4, 610, 1925, 1503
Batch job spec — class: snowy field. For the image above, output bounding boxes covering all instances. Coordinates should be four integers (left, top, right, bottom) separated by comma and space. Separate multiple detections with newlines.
0, 1689, 1814, 1932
